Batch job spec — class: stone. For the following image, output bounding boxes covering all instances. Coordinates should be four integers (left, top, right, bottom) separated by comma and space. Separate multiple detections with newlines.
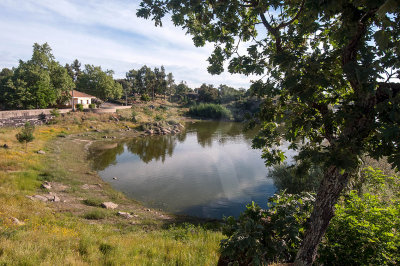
102, 202, 118, 209
29, 195, 49, 202
2, 144, 10, 149
46, 193, 60, 202
41, 181, 52, 190
37, 150, 46, 154
112, 177, 118, 180
81, 184, 90, 190
117, 211, 133, 219
11, 217, 25, 226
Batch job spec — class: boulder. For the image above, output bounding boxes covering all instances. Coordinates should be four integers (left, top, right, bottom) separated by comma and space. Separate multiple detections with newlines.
102, 202, 118, 209
37, 150, 46, 154
117, 211, 133, 219
41, 181, 52, 190
11, 217, 25, 226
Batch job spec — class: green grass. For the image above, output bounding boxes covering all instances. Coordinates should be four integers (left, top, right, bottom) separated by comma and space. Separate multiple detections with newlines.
0, 108, 223, 265
83, 209, 108, 220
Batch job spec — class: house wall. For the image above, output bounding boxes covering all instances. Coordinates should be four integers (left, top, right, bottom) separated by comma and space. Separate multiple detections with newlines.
70, 97, 92, 108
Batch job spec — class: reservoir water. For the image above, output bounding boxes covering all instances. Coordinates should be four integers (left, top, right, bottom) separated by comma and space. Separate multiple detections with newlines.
90, 121, 289, 219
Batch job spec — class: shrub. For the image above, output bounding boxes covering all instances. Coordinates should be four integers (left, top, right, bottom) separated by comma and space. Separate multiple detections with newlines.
83, 209, 107, 220
154, 114, 164, 121
75, 104, 84, 111
220, 192, 315, 265
131, 110, 137, 122
89, 103, 96, 109
188, 103, 232, 120
82, 198, 103, 207
16, 122, 35, 152
140, 94, 151, 102
269, 163, 323, 193
50, 109, 60, 117
220, 168, 400, 265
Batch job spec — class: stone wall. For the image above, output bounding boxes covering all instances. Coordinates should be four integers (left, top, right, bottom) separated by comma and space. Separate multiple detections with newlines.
0, 108, 71, 127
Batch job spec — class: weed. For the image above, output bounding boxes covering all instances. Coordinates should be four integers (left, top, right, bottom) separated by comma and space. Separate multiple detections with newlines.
83, 209, 107, 220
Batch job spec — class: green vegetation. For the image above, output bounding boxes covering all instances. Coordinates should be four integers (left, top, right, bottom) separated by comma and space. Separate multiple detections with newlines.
188, 103, 232, 120
77, 65, 122, 101
83, 209, 108, 220
75, 103, 84, 111
138, 1, 400, 263
0, 43, 74, 110
15, 122, 35, 151
220, 168, 400, 265
0, 109, 222, 265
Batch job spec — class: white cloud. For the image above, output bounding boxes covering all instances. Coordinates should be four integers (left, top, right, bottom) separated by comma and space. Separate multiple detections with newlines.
0, 0, 258, 88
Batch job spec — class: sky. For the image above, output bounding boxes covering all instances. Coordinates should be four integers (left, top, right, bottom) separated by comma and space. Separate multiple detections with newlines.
0, 0, 256, 89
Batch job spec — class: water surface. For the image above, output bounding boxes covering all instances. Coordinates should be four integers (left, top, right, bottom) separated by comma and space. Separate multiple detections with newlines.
90, 121, 289, 219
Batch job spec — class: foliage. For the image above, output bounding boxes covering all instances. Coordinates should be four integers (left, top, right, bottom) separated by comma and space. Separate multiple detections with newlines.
221, 168, 400, 265
220, 192, 315, 265
197, 83, 218, 103
75, 104, 84, 112
188, 103, 232, 120
140, 93, 151, 102
77, 65, 122, 101
15, 122, 35, 151
269, 163, 323, 194
82, 198, 103, 207
50, 109, 60, 117
318, 191, 400, 265
83, 209, 107, 220
0, 43, 74, 109
138, 1, 400, 262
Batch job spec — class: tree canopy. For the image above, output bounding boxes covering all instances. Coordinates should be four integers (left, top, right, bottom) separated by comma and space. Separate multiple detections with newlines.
77, 65, 123, 101
137, 0, 400, 264
0, 43, 75, 109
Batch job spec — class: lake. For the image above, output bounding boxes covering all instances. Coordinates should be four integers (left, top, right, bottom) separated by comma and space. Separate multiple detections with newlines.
90, 121, 292, 219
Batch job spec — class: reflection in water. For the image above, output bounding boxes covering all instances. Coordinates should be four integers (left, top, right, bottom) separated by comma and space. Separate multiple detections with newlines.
90, 121, 287, 219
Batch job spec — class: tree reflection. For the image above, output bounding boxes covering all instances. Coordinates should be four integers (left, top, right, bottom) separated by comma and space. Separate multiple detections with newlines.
89, 143, 125, 171
126, 135, 176, 163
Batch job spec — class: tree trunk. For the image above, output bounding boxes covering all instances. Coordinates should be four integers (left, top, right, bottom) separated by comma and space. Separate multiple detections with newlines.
294, 165, 349, 265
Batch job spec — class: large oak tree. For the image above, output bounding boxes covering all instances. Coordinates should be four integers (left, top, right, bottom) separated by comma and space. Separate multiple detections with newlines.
137, 0, 400, 264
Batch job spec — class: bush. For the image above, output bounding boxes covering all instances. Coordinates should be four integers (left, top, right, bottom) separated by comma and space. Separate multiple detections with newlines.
50, 109, 60, 117
83, 209, 107, 220
16, 122, 35, 151
140, 94, 151, 102
131, 110, 137, 122
269, 163, 323, 193
89, 103, 96, 109
220, 168, 400, 265
220, 192, 315, 265
188, 103, 232, 120
75, 104, 84, 111
82, 198, 103, 207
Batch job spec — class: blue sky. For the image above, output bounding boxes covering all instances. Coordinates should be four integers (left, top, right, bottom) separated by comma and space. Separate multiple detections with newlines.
0, 0, 256, 89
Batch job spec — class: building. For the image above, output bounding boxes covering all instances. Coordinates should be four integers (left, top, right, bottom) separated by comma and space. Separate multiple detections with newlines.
68, 90, 96, 108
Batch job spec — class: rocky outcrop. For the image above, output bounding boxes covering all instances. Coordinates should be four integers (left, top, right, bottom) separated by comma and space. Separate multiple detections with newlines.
101, 202, 118, 209
144, 122, 185, 136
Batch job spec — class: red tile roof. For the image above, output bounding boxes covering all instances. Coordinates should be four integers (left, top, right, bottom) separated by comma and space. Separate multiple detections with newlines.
69, 90, 96, 98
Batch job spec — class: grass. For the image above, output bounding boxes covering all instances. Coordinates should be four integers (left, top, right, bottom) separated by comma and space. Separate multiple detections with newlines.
83, 209, 108, 220
0, 103, 222, 265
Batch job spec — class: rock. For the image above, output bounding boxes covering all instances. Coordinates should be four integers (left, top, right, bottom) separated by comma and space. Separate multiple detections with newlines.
102, 202, 118, 209
145, 130, 154, 135
2, 144, 10, 149
37, 150, 46, 154
95, 129, 101, 132
30, 195, 49, 202
117, 211, 133, 219
41, 181, 52, 190
81, 184, 90, 190
89, 126, 95, 129
11, 217, 25, 226
46, 193, 60, 202
146, 208, 151, 212
112, 177, 118, 180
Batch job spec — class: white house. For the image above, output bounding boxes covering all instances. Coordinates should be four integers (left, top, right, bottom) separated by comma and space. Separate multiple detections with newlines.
68, 90, 96, 108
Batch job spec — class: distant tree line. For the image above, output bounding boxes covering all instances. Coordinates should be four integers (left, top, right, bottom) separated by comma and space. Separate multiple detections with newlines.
0, 42, 250, 110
